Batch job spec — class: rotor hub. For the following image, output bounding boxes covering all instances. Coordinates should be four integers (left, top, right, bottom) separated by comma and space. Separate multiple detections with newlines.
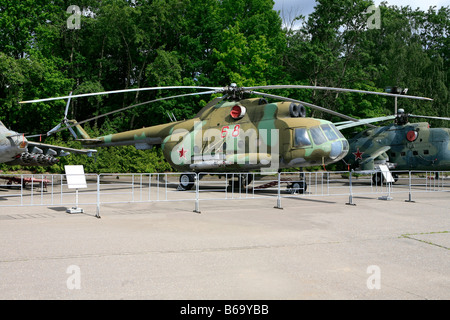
223, 84, 246, 100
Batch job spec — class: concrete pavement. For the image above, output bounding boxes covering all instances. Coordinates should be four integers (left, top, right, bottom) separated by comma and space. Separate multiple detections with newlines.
0, 190, 448, 300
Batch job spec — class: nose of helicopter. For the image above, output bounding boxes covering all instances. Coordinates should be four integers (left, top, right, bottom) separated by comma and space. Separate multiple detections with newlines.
10, 134, 28, 150
329, 139, 349, 161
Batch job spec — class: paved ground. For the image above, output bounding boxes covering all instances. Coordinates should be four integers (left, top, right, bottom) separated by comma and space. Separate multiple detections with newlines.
0, 189, 448, 301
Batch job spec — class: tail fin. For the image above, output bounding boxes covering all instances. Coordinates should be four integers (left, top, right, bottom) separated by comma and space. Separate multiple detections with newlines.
66, 120, 91, 140
45, 91, 92, 139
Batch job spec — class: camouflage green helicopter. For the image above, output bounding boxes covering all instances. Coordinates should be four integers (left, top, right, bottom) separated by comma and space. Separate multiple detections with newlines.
20, 84, 431, 190
336, 108, 450, 183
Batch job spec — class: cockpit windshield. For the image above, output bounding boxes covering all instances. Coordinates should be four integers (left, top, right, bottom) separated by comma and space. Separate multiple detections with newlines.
294, 123, 346, 148
321, 124, 339, 141
310, 126, 327, 145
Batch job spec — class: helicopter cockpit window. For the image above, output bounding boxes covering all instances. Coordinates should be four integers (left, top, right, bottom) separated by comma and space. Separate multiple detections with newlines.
321, 124, 339, 141
294, 128, 311, 147
331, 124, 345, 139
310, 126, 327, 145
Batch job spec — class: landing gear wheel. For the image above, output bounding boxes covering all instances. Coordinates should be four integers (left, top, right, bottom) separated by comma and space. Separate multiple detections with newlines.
392, 173, 399, 183
179, 173, 195, 191
288, 181, 307, 194
229, 174, 253, 189
239, 174, 253, 187
372, 172, 383, 185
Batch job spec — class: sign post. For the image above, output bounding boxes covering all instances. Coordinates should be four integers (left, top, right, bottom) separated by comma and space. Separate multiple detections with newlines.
65, 165, 87, 214
377, 164, 395, 200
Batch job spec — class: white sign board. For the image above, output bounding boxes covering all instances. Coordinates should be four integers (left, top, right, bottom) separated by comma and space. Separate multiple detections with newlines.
378, 164, 395, 183
65, 165, 87, 189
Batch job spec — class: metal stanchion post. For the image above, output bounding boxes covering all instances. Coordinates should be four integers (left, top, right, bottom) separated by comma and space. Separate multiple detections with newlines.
346, 170, 356, 206
405, 171, 415, 203
194, 173, 201, 213
274, 172, 283, 210
96, 174, 101, 218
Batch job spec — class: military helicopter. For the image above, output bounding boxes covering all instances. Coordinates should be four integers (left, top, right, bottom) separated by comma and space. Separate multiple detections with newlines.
1, 94, 96, 167
0, 119, 96, 167
336, 107, 450, 183
20, 84, 431, 190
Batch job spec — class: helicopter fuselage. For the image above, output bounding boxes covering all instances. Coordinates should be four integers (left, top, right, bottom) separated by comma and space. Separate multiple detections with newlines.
0, 120, 97, 167
0, 121, 28, 164
83, 98, 349, 173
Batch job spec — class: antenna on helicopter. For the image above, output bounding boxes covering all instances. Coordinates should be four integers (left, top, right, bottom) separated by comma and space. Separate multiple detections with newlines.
385, 86, 410, 114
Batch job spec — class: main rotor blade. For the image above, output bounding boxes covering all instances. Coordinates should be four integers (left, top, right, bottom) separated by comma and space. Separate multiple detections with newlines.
243, 85, 433, 101
50, 90, 217, 136
335, 115, 396, 130
409, 114, 450, 121
19, 86, 222, 104
249, 90, 367, 123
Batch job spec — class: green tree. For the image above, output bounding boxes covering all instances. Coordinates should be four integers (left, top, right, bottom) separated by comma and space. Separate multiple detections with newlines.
284, 0, 386, 121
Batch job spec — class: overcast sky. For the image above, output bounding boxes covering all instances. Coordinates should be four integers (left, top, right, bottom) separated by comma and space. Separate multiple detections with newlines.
273, 0, 450, 18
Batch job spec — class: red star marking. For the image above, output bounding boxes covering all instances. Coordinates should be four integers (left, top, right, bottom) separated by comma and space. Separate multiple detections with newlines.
353, 148, 364, 160
178, 147, 187, 159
